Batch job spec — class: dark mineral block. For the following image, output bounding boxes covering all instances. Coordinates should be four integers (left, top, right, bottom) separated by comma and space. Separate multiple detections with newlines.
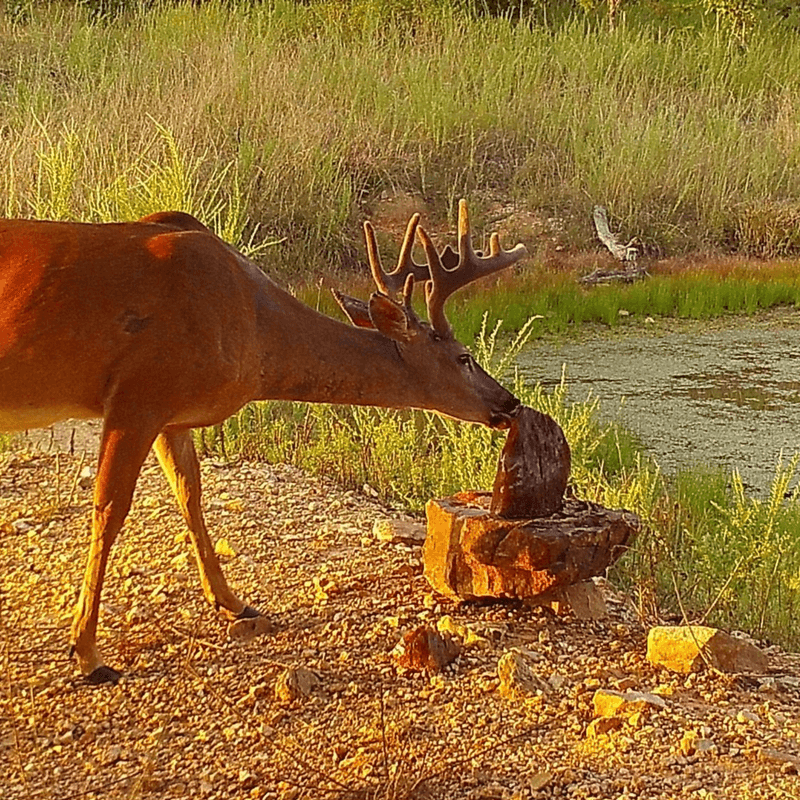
490, 405, 571, 519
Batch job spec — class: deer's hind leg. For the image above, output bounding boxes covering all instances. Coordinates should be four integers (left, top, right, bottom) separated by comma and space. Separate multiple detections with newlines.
153, 430, 268, 639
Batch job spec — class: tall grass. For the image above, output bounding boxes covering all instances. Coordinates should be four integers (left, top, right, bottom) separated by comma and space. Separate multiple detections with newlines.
3, 2, 800, 276
627, 457, 800, 648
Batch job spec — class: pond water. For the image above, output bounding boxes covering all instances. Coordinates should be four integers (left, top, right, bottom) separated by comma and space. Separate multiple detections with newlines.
516, 312, 800, 492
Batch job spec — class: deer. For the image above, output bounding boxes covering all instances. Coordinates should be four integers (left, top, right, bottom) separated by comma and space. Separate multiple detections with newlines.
0, 199, 527, 684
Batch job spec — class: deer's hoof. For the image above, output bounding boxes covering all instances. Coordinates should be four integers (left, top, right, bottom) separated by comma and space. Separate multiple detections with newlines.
228, 614, 273, 642
85, 665, 122, 685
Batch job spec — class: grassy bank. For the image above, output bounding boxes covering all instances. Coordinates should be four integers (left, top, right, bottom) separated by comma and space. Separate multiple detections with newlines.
297, 258, 800, 344
2, 1, 799, 648
195, 322, 800, 652
3, 1, 800, 277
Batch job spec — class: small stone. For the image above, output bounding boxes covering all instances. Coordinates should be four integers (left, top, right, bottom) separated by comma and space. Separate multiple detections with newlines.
680, 730, 699, 756
759, 748, 800, 770
214, 538, 236, 558
592, 689, 666, 718
736, 710, 759, 725
646, 626, 769, 675
628, 710, 647, 729
275, 667, 321, 703
373, 519, 426, 544
587, 717, 623, 738
391, 625, 459, 673
498, 648, 550, 699
436, 615, 487, 646
529, 772, 553, 791
313, 576, 337, 602
78, 466, 95, 489
544, 580, 608, 620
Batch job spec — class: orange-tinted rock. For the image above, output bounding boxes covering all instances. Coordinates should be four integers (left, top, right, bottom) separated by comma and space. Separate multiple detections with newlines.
423, 492, 638, 600
646, 626, 769, 675
391, 625, 460, 673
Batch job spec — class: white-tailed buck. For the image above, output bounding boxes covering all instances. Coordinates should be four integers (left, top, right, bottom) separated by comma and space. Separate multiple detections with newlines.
0, 200, 526, 683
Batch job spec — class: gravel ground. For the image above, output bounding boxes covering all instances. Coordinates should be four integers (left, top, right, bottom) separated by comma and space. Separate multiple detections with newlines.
1, 446, 799, 800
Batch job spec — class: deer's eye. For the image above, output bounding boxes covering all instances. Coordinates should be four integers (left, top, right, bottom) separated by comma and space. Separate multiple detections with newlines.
458, 354, 473, 369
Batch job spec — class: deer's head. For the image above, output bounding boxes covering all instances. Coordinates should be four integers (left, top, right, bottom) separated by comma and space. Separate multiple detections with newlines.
334, 200, 526, 429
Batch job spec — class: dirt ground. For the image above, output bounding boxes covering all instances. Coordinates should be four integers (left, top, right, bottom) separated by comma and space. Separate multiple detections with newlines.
1, 442, 799, 800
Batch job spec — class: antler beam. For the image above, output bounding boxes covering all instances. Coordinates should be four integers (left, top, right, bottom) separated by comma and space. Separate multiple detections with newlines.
421, 199, 528, 336
364, 213, 431, 296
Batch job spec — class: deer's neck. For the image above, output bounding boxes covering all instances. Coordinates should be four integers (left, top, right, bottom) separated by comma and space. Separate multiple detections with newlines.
252, 278, 418, 409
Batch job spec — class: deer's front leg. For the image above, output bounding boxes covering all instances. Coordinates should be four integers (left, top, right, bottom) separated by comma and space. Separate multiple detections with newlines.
71, 421, 160, 684
153, 430, 269, 640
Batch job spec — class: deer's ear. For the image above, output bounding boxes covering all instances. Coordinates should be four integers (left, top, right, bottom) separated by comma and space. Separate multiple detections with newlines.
332, 288, 375, 329
368, 293, 416, 342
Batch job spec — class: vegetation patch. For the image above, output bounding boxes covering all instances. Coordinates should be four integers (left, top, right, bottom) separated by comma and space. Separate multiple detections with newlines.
3, 1, 800, 277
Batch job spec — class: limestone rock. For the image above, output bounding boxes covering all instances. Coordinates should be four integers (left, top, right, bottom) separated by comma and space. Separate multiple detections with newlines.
436, 615, 488, 646
373, 518, 426, 545
423, 492, 638, 600
391, 625, 459, 673
592, 689, 667, 718
646, 626, 769, 675
543, 580, 608, 620
491, 406, 570, 518
498, 648, 551, 699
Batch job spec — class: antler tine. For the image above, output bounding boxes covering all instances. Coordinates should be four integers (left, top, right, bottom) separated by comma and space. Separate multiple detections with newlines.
422, 199, 528, 336
401, 273, 415, 310
364, 214, 430, 298
364, 220, 390, 296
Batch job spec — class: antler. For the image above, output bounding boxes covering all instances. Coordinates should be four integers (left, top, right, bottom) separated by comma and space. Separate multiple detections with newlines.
364, 213, 431, 297
419, 199, 528, 336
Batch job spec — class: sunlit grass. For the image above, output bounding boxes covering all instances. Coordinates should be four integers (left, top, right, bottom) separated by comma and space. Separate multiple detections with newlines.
193, 316, 800, 651
624, 457, 800, 649
3, 2, 800, 278
307, 261, 800, 345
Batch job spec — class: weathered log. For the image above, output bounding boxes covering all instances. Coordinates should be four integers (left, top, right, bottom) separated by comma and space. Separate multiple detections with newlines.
593, 206, 640, 263
423, 492, 638, 601
491, 406, 570, 518
582, 206, 647, 285
579, 264, 649, 286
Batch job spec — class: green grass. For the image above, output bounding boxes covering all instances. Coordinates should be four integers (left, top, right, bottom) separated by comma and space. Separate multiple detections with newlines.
302, 261, 800, 344
194, 318, 800, 651
625, 457, 800, 648
3, 2, 800, 278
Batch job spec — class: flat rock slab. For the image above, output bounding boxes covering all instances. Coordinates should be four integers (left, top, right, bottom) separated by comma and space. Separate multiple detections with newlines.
646, 625, 770, 675
423, 491, 639, 601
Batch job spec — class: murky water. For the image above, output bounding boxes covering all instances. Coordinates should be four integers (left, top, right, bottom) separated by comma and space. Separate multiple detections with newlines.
516, 313, 800, 492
